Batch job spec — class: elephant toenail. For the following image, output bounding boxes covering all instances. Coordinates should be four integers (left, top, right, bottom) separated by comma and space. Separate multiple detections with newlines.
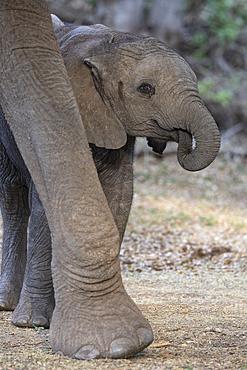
109, 337, 136, 359
33, 316, 48, 328
12, 315, 29, 326
137, 327, 153, 348
74, 345, 100, 360
0, 300, 8, 310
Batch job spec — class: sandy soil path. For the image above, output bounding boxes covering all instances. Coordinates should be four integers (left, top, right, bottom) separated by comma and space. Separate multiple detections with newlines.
0, 271, 246, 369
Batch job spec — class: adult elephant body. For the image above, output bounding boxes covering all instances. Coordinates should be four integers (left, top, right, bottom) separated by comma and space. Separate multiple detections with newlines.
0, 4, 220, 360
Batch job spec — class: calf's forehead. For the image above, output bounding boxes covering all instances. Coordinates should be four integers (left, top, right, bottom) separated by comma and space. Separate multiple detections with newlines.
112, 51, 196, 85
58, 27, 196, 84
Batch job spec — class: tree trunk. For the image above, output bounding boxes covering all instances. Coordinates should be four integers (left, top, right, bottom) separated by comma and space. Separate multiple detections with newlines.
149, 0, 184, 48
95, 0, 144, 33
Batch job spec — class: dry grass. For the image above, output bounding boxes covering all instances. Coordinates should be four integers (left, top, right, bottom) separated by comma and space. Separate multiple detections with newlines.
121, 152, 247, 274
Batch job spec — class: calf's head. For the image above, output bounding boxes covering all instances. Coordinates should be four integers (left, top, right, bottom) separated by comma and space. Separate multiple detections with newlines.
53, 17, 220, 171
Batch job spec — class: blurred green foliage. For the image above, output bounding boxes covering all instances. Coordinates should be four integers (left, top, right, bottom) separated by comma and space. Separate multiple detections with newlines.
189, 0, 247, 58
84, 0, 97, 7
197, 77, 233, 107
205, 0, 247, 45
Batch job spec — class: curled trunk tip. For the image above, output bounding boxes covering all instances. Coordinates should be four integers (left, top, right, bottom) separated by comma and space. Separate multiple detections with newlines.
177, 124, 220, 172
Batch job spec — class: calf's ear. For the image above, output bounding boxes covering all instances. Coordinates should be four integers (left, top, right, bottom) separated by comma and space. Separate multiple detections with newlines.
51, 14, 64, 30
79, 58, 127, 150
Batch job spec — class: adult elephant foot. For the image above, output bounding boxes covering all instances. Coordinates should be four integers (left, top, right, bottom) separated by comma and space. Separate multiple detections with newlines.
0, 281, 20, 310
11, 284, 55, 328
50, 283, 153, 359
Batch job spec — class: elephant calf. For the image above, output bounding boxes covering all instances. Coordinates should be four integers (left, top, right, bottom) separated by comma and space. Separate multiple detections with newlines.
0, 12, 220, 359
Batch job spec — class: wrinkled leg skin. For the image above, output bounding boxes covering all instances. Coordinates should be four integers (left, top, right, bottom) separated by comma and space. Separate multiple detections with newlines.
0, 104, 54, 327
0, 107, 139, 333
0, 140, 29, 310
91, 136, 135, 244
0, 0, 153, 359
50, 137, 153, 359
12, 184, 54, 328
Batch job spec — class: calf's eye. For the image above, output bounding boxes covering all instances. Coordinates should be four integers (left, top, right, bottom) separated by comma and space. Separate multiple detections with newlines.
138, 83, 155, 97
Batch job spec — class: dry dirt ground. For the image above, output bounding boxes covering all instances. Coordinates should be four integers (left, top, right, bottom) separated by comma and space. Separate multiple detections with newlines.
0, 147, 247, 369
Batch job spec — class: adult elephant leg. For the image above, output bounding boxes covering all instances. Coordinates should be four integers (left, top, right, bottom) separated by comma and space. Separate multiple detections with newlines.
0, 0, 153, 359
0, 140, 29, 310
12, 184, 54, 328
13, 136, 135, 329
92, 136, 135, 242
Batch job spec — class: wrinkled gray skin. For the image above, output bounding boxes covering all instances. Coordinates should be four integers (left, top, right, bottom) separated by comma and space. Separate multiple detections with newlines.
0, 2, 220, 360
